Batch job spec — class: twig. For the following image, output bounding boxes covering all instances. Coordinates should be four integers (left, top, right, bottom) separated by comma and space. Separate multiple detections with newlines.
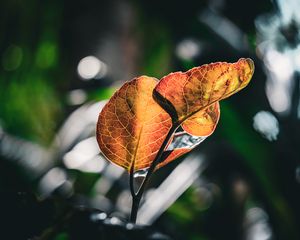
129, 124, 178, 223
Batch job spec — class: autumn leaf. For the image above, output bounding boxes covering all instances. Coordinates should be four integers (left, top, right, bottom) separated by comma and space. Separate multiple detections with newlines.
181, 102, 220, 136
97, 58, 254, 172
154, 58, 254, 124
96, 76, 172, 172
157, 103, 220, 168
153, 58, 254, 167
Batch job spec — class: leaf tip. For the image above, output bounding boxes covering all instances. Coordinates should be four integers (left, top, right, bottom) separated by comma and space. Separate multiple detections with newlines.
243, 58, 255, 75
236, 58, 255, 88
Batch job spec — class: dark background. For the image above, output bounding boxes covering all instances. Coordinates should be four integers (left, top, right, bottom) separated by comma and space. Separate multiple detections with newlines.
1, 0, 300, 239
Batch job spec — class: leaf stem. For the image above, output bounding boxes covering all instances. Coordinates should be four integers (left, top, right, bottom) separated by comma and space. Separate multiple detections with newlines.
129, 160, 137, 197
129, 124, 178, 223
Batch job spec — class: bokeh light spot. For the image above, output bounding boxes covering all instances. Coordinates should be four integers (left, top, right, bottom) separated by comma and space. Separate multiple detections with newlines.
2, 44, 23, 71
253, 111, 279, 141
77, 56, 107, 80
36, 41, 58, 69
175, 39, 201, 61
67, 89, 87, 105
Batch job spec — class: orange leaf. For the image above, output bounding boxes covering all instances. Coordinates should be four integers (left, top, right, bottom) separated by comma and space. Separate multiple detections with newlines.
158, 148, 191, 169
181, 102, 220, 136
156, 103, 220, 168
96, 76, 172, 172
97, 58, 254, 172
154, 58, 254, 123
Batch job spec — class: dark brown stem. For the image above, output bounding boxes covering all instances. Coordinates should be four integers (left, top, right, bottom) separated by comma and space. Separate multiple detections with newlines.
130, 193, 141, 223
129, 161, 137, 198
129, 124, 178, 223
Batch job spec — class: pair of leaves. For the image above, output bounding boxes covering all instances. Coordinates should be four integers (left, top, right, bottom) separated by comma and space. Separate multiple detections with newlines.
96, 58, 254, 172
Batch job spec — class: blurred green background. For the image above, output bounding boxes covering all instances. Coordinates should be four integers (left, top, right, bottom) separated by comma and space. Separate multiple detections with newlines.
1, 0, 300, 239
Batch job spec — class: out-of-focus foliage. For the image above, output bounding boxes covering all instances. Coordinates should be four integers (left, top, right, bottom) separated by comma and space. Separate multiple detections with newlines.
1, 0, 300, 240
0, 0, 63, 144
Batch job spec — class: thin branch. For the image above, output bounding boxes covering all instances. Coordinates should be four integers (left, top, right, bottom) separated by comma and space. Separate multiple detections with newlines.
129, 124, 178, 223
129, 162, 137, 197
